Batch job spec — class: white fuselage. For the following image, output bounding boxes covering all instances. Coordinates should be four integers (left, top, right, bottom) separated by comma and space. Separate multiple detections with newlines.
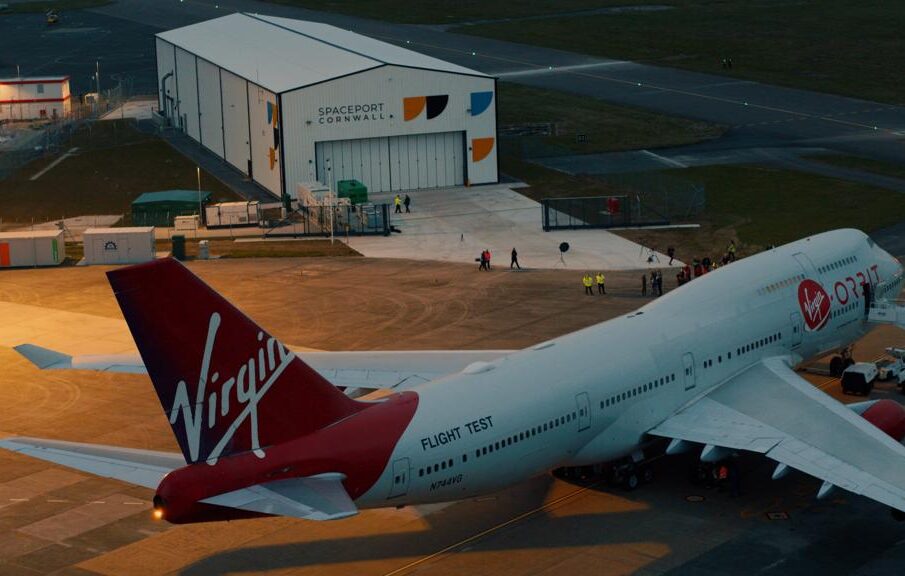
359, 229, 904, 508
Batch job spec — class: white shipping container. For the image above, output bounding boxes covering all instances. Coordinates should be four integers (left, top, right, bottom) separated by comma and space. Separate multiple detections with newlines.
174, 215, 199, 231
205, 201, 260, 228
83, 227, 156, 265
0, 230, 65, 268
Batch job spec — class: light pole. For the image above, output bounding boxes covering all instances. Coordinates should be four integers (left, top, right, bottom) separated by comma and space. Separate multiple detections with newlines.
196, 166, 202, 226
95, 60, 100, 113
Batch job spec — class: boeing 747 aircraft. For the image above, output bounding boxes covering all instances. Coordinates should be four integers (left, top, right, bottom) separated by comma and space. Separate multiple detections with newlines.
3, 228, 905, 524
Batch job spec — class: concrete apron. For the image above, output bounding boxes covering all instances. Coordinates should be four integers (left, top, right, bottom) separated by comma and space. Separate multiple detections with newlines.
356, 185, 676, 271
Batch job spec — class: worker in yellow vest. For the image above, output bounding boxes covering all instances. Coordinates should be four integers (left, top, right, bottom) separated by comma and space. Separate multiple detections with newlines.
596, 272, 606, 294
582, 273, 594, 295
394, 194, 402, 214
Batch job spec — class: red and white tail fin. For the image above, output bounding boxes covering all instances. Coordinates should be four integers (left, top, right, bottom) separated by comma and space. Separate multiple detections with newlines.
107, 259, 365, 464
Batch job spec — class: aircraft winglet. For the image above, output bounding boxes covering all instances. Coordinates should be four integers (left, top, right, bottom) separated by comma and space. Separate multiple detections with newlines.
14, 344, 73, 370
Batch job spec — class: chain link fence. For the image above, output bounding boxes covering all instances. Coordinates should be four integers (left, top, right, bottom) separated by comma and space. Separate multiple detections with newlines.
263, 203, 392, 238
542, 174, 706, 230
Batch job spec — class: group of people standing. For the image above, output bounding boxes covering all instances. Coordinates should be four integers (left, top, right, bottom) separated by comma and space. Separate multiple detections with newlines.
393, 194, 411, 214
641, 271, 664, 296
582, 272, 606, 295
676, 241, 737, 286
478, 247, 521, 271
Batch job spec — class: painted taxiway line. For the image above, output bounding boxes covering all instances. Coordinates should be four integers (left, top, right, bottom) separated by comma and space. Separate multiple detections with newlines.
640, 149, 688, 169
30, 147, 78, 181
381, 482, 599, 576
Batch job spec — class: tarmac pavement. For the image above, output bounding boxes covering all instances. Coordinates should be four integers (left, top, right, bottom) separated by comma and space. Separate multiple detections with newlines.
0, 260, 902, 575
357, 185, 676, 271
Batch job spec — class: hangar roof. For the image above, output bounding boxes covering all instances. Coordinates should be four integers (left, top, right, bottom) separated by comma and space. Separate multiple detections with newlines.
156, 13, 488, 94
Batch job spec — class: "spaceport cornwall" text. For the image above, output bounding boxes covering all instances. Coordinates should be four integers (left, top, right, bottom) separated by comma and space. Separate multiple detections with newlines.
318, 103, 386, 124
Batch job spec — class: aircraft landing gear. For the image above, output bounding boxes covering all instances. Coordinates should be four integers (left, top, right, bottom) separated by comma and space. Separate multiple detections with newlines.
830, 346, 855, 377
609, 461, 654, 491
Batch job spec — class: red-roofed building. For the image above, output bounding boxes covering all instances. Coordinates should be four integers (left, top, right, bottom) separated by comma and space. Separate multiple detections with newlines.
0, 76, 71, 121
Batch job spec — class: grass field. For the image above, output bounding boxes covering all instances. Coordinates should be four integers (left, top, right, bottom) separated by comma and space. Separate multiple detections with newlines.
273, 1, 904, 104
262, 0, 661, 24
803, 155, 905, 181
177, 239, 359, 259
460, 1, 903, 104
507, 159, 905, 260
498, 83, 724, 157
617, 164, 905, 260
0, 121, 239, 227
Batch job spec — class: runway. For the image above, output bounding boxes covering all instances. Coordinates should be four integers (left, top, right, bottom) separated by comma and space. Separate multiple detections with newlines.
4, 0, 904, 169
0, 258, 903, 575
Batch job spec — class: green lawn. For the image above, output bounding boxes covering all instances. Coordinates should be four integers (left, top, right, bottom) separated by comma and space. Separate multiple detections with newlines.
615, 164, 905, 256
0, 0, 110, 14
504, 158, 905, 258
803, 155, 905, 181
498, 83, 724, 157
0, 121, 239, 226
460, 1, 904, 104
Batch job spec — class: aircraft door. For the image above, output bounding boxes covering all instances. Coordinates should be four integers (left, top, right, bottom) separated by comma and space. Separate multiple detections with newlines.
683, 353, 696, 391
388, 457, 410, 499
575, 392, 590, 432
790, 312, 803, 347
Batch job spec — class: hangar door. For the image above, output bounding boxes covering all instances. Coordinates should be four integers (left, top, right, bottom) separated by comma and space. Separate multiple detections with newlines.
316, 132, 464, 193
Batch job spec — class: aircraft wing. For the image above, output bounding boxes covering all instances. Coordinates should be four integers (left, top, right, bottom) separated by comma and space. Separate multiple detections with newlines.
13, 344, 512, 391
0, 437, 183, 489
0, 438, 357, 520
201, 473, 358, 521
649, 356, 905, 513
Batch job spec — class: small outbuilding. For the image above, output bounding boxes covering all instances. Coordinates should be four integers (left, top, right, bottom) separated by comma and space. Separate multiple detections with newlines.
0, 76, 71, 121
83, 227, 156, 265
131, 190, 212, 227
0, 230, 65, 268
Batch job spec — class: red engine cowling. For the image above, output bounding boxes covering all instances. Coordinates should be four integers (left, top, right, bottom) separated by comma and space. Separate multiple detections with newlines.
859, 399, 905, 442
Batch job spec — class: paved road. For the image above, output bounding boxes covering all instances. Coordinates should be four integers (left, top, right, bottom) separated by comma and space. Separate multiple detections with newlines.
79, 0, 905, 169
8, 0, 901, 164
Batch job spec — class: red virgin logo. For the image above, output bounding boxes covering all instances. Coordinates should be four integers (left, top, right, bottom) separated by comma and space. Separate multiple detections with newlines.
798, 279, 830, 332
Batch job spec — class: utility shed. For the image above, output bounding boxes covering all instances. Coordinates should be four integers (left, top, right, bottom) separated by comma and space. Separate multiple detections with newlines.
155, 13, 497, 201
132, 190, 212, 226
0, 230, 65, 268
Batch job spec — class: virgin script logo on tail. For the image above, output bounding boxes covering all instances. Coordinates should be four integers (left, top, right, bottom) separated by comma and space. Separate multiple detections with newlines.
798, 279, 830, 332
168, 312, 295, 465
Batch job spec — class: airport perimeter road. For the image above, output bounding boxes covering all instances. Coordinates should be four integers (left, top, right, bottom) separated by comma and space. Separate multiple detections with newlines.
0, 261, 903, 576
84, 0, 905, 169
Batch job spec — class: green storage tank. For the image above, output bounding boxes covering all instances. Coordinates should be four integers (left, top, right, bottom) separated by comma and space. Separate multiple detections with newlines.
337, 180, 368, 205
132, 190, 213, 227
171, 235, 186, 261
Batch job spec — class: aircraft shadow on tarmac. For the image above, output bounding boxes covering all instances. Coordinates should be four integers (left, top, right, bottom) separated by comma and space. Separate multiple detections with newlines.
177, 455, 904, 576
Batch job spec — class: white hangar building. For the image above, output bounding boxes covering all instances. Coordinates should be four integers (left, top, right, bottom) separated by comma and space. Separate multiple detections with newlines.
155, 13, 498, 200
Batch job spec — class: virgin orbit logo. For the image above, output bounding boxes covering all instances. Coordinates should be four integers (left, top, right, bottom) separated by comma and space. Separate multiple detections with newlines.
798, 279, 830, 332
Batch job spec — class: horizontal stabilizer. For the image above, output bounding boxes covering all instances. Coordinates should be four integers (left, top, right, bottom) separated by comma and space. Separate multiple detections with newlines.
14, 344, 146, 374
0, 437, 183, 489
14, 344, 72, 369
201, 473, 358, 521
